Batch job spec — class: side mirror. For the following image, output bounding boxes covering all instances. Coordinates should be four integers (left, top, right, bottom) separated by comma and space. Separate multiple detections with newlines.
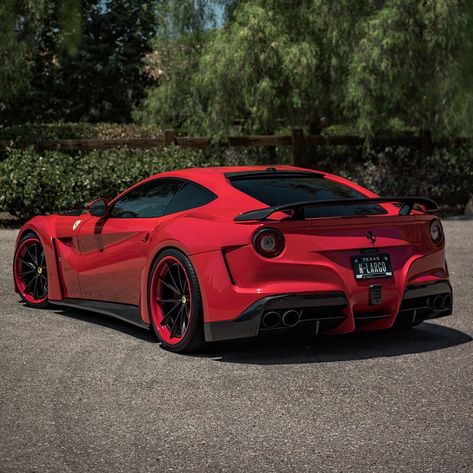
87, 198, 108, 217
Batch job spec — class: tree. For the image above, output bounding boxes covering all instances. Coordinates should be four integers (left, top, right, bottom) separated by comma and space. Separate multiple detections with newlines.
1, 0, 157, 123
346, 0, 473, 137
138, 0, 473, 138
194, 1, 373, 135
58, 0, 157, 122
134, 0, 220, 130
0, 0, 47, 112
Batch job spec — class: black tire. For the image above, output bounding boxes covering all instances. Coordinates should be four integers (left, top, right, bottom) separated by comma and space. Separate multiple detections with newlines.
148, 248, 205, 353
13, 232, 50, 309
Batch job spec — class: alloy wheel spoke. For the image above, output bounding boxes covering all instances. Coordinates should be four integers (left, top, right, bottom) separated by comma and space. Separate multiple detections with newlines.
170, 306, 184, 338
20, 258, 36, 270
25, 275, 37, 291
25, 247, 37, 266
161, 279, 180, 295
176, 265, 185, 293
34, 244, 40, 267
42, 278, 48, 297
32, 276, 39, 298
160, 301, 181, 326
181, 306, 189, 335
37, 277, 44, 297
166, 263, 181, 295
157, 298, 179, 303
181, 275, 189, 295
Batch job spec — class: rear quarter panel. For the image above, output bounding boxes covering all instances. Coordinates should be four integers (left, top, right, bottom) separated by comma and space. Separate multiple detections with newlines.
138, 208, 259, 324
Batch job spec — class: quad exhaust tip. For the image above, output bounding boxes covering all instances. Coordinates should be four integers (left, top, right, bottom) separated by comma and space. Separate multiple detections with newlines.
429, 293, 452, 311
443, 293, 452, 309
282, 310, 301, 327
262, 309, 302, 328
262, 311, 281, 329
432, 295, 443, 311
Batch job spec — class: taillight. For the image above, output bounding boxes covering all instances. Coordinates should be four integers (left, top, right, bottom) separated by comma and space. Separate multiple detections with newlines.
253, 228, 285, 258
430, 219, 444, 245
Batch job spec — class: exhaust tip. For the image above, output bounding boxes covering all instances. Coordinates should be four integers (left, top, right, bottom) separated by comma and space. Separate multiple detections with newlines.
282, 310, 301, 328
432, 295, 443, 311
262, 311, 281, 329
442, 293, 452, 309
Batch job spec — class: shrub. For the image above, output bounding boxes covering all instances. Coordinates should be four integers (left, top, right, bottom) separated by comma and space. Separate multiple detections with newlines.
0, 122, 163, 142
0, 143, 471, 220
307, 145, 473, 210
0, 146, 224, 219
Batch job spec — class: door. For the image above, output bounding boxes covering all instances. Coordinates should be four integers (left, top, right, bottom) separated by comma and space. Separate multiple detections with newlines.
76, 179, 183, 305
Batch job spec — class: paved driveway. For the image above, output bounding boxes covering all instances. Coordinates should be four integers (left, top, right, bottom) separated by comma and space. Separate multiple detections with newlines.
1, 221, 472, 472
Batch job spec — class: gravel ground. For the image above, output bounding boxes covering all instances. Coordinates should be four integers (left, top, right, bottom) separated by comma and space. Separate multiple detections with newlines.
0, 220, 472, 473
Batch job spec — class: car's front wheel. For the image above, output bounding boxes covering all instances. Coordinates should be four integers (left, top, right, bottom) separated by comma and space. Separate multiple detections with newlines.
13, 233, 50, 308
148, 249, 205, 353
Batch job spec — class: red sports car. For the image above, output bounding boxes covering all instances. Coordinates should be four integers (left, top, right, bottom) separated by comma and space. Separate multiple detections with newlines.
13, 165, 453, 352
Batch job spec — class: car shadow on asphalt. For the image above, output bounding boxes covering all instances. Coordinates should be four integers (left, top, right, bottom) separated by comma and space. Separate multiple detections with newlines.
46, 305, 471, 363
50, 306, 158, 343
202, 323, 472, 365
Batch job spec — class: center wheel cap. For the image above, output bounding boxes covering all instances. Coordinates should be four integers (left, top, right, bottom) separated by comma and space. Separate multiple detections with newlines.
37, 267, 43, 274
181, 295, 187, 305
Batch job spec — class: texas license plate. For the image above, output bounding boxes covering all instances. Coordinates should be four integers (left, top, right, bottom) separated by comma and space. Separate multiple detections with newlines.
352, 254, 392, 280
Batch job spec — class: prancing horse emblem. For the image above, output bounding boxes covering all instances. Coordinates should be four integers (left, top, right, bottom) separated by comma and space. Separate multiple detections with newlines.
367, 231, 376, 245
73, 219, 81, 231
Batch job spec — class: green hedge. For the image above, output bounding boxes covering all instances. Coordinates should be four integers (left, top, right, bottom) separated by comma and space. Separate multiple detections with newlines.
0, 147, 224, 219
0, 144, 471, 220
307, 145, 473, 211
0, 122, 163, 142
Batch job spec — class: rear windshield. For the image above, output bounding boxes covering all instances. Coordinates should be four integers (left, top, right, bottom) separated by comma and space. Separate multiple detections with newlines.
229, 174, 387, 218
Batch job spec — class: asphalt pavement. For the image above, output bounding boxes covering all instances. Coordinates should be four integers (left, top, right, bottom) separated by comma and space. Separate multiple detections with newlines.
1, 220, 472, 473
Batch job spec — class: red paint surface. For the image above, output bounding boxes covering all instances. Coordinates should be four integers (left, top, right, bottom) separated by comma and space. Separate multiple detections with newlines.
14, 165, 449, 335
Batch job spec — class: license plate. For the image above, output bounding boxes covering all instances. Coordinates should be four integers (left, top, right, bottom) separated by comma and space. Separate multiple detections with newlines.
352, 254, 392, 280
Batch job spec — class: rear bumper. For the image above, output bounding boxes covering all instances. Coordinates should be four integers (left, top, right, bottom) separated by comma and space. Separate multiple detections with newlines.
204, 292, 348, 342
203, 280, 453, 342
395, 280, 453, 326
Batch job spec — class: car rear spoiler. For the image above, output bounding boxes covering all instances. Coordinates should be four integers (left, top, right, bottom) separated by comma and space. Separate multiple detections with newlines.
234, 197, 439, 221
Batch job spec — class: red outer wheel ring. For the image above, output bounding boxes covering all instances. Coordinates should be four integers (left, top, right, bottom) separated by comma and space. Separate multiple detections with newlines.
150, 255, 192, 345
14, 237, 48, 305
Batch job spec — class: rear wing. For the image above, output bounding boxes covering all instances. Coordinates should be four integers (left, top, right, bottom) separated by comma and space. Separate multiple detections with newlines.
234, 197, 438, 222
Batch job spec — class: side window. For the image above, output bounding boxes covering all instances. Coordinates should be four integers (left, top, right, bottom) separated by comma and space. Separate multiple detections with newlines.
164, 182, 216, 215
110, 180, 182, 218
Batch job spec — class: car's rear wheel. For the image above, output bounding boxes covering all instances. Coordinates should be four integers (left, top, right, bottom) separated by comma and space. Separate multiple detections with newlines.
13, 234, 50, 308
148, 249, 205, 353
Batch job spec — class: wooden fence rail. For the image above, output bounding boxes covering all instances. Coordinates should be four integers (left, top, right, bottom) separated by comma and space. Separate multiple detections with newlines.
0, 128, 468, 166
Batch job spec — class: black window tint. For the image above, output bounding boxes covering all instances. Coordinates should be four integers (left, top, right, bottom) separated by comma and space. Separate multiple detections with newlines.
230, 176, 386, 217
110, 180, 182, 218
164, 183, 216, 215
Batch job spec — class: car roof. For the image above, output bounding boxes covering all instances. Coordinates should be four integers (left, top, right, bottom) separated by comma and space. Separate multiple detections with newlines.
110, 165, 382, 218
142, 165, 326, 194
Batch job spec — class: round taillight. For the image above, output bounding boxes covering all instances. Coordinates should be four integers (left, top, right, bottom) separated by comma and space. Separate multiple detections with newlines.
430, 219, 444, 245
253, 228, 285, 258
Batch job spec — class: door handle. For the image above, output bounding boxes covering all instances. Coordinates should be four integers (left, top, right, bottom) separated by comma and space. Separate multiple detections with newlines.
142, 233, 150, 243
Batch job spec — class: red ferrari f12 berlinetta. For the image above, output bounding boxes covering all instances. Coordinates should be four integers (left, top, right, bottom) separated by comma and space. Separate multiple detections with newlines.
14, 166, 453, 352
